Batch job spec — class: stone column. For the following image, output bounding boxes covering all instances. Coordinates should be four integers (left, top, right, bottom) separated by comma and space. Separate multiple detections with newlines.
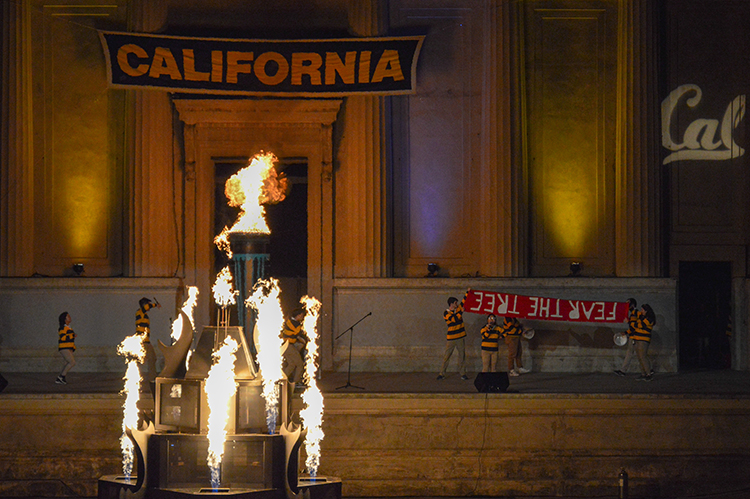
125, 0, 178, 277
0, 2, 34, 276
480, 0, 524, 276
182, 122, 197, 286
615, 0, 661, 276
335, 0, 389, 277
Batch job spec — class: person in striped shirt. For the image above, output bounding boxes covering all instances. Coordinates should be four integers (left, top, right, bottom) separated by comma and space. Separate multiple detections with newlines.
437, 291, 470, 381
281, 308, 308, 385
501, 316, 529, 376
614, 298, 639, 377
480, 314, 501, 373
632, 304, 656, 381
136, 297, 161, 384
56, 311, 76, 384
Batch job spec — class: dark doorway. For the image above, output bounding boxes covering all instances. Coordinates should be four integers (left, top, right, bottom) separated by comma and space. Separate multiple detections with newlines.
265, 160, 308, 280
265, 160, 308, 315
213, 158, 308, 323
678, 261, 732, 370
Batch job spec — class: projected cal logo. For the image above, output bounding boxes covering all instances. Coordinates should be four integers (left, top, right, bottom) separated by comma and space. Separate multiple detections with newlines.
662, 84, 745, 165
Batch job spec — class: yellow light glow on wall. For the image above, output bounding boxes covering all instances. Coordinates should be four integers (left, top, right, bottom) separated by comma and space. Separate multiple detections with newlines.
63, 172, 109, 258
540, 158, 598, 257
525, 6, 617, 274
35, 13, 124, 271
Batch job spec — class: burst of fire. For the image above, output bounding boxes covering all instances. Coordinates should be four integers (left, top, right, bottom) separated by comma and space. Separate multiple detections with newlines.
205, 336, 239, 490
298, 296, 324, 477
214, 152, 288, 257
213, 266, 237, 308
246, 278, 285, 433
171, 286, 200, 343
117, 334, 147, 477
213, 267, 237, 328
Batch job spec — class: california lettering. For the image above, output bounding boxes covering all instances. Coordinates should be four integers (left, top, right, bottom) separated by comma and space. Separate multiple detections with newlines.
99, 31, 424, 96
464, 290, 629, 324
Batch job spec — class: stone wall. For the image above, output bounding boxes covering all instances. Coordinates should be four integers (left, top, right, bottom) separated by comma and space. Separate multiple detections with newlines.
318, 393, 750, 498
0, 278, 183, 372
0, 395, 122, 497
2, 392, 749, 498
2, 277, 679, 375
332, 277, 678, 373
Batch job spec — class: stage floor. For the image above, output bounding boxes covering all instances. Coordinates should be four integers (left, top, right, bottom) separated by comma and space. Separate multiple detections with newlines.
3, 369, 750, 397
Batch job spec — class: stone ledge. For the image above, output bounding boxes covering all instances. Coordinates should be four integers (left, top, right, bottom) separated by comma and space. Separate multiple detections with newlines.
0, 276, 182, 290
2, 391, 749, 498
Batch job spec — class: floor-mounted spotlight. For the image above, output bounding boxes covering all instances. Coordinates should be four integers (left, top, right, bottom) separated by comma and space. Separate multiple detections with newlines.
73, 263, 85, 276
569, 261, 582, 277
427, 263, 439, 277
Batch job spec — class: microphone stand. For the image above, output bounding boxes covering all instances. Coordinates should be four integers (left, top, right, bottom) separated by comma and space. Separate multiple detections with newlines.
335, 312, 371, 390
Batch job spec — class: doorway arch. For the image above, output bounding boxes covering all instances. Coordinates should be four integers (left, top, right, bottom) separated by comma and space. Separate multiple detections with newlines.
174, 98, 341, 369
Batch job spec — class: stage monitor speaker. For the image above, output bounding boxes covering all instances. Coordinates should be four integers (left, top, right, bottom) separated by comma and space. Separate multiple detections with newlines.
474, 372, 509, 393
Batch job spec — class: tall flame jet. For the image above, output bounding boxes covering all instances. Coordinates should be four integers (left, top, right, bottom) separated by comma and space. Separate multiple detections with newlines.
246, 278, 285, 434
205, 336, 239, 490
117, 334, 146, 476
298, 296, 324, 476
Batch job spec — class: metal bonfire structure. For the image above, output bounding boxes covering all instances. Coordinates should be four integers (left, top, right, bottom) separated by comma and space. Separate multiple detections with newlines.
97, 231, 340, 499
99, 150, 338, 498
229, 231, 270, 377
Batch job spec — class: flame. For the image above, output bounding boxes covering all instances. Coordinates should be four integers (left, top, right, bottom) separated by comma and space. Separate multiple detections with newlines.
205, 336, 239, 489
298, 296, 324, 477
213, 267, 237, 308
172, 286, 200, 343
117, 334, 146, 477
246, 278, 285, 433
214, 152, 288, 257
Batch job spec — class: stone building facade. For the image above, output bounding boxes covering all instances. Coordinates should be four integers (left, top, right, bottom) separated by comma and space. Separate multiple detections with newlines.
1, 0, 748, 374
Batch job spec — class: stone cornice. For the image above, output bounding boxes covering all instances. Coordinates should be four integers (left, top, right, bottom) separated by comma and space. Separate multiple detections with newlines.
173, 98, 342, 126
333, 276, 676, 290
0, 276, 182, 290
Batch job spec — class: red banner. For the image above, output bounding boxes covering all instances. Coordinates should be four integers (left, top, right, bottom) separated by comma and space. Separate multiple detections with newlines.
464, 290, 629, 324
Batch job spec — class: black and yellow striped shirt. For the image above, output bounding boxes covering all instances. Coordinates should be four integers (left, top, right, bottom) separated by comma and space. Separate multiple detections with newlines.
626, 309, 639, 338
281, 317, 307, 344
631, 312, 653, 343
135, 302, 156, 343
480, 324, 501, 351
501, 317, 523, 338
443, 299, 466, 340
58, 325, 76, 351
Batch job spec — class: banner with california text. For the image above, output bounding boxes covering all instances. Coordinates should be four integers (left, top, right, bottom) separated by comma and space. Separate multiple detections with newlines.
99, 31, 424, 96
464, 290, 629, 324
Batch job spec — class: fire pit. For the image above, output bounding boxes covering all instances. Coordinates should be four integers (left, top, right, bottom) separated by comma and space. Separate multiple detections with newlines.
99, 152, 337, 499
